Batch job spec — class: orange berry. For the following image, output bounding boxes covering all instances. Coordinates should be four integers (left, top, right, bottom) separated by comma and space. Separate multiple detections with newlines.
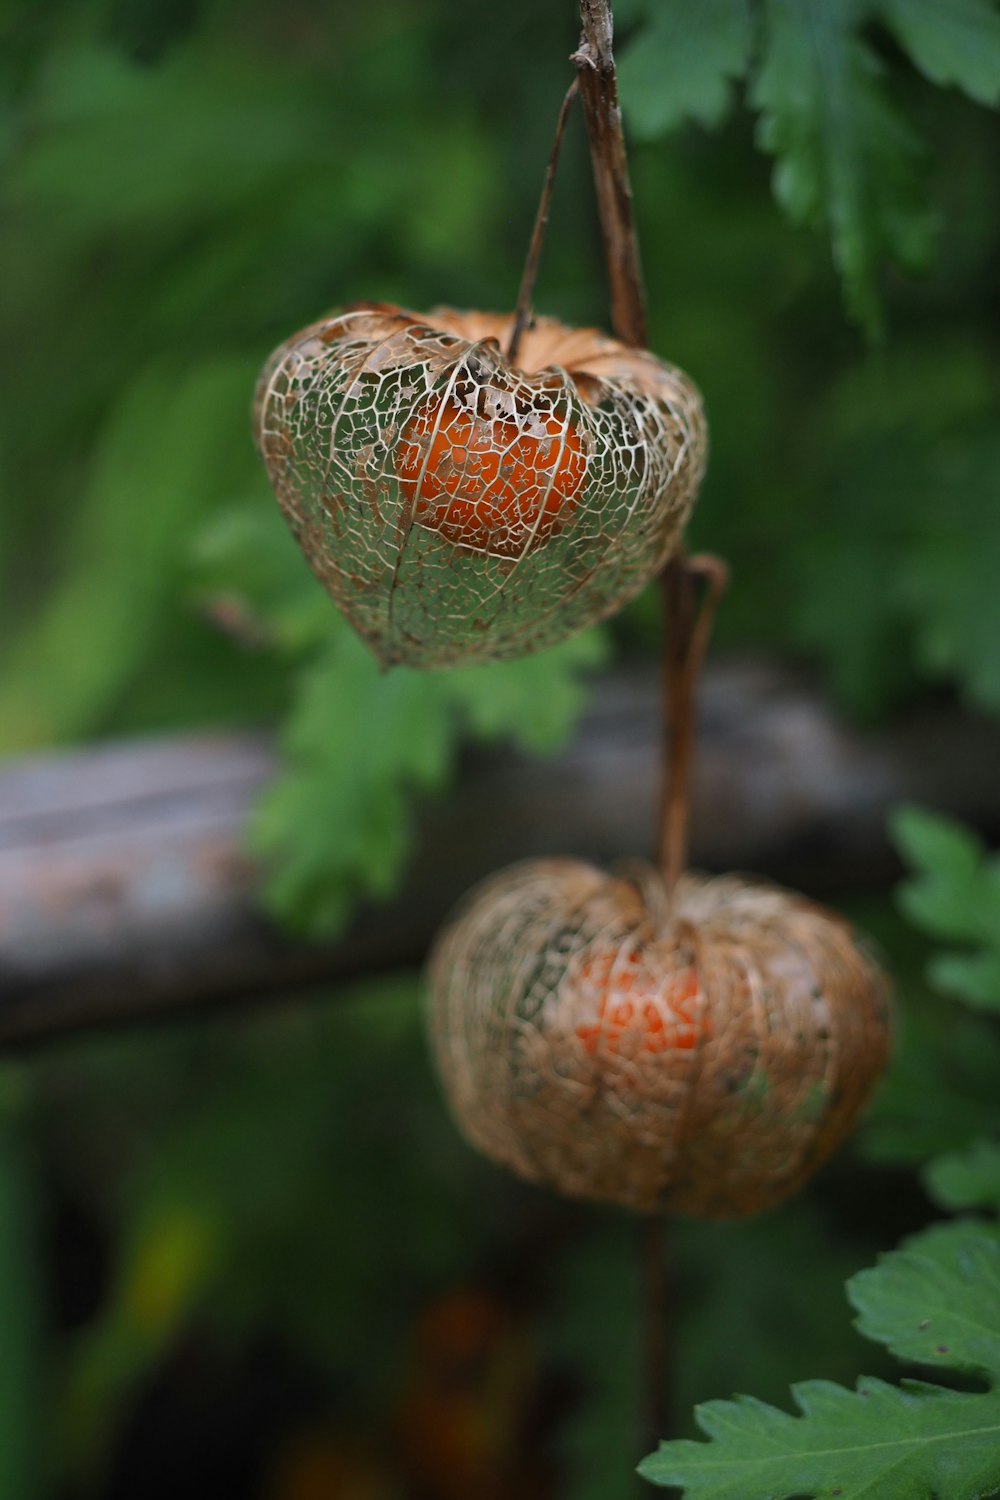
396, 394, 586, 559
574, 951, 707, 1057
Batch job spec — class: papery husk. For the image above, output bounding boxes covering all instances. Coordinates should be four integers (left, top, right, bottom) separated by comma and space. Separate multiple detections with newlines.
428, 859, 891, 1218
254, 303, 706, 668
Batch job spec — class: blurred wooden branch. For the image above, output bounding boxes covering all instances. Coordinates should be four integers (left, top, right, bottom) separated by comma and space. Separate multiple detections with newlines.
1, 655, 999, 1047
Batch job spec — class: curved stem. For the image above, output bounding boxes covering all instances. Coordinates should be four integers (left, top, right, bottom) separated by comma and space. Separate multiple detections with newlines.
507, 78, 580, 366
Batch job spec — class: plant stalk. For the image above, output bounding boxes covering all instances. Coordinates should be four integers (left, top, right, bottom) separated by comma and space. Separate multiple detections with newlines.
572, 0, 648, 348
572, 0, 730, 1460
656, 554, 730, 902
507, 78, 580, 365
573, 0, 670, 1458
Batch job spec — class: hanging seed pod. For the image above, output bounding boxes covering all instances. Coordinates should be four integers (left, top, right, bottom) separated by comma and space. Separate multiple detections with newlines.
428, 859, 890, 1219
254, 303, 706, 669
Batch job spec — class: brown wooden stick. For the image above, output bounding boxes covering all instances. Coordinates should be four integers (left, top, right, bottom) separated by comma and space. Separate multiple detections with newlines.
507, 78, 580, 366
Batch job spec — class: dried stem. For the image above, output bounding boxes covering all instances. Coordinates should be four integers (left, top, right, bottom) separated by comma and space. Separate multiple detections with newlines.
570, 0, 728, 901
507, 78, 580, 366
572, 0, 647, 349
572, 0, 730, 1458
657, 555, 730, 901
572, 0, 664, 1458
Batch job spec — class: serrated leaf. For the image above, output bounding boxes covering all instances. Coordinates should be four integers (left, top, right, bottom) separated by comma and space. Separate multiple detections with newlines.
441, 629, 608, 755
253, 630, 455, 933
641, 1222, 1000, 1499
925, 1141, 1000, 1213
850, 1220, 1000, 1378
878, 0, 1000, 107
619, 0, 753, 139
642, 1377, 1000, 1499
751, 0, 934, 334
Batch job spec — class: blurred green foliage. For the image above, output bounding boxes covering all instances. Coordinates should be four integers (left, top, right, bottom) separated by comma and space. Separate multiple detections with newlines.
2, 0, 1000, 1495
0, 1078, 42, 1500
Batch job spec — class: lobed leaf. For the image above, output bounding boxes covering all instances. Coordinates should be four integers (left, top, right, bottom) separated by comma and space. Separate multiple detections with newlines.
619, 0, 754, 138
251, 622, 605, 935
878, 0, 1000, 107
751, 0, 934, 334
849, 1220, 1000, 1380
641, 1222, 1000, 1499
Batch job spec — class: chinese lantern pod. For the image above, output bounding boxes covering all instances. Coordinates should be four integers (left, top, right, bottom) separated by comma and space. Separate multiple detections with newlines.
427, 859, 891, 1219
254, 303, 706, 669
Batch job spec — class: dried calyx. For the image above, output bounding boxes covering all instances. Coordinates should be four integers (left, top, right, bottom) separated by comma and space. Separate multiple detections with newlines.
428, 858, 891, 1219
254, 301, 706, 669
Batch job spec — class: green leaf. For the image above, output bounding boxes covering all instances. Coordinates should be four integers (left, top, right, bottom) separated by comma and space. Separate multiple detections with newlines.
641, 1221, 1000, 1498
850, 1220, 1000, 1378
925, 1140, 1000, 1213
878, 0, 1000, 107
442, 629, 608, 755
619, 0, 754, 138
253, 629, 454, 933
929, 952, 1000, 1010
191, 502, 333, 657
751, 0, 935, 334
891, 804, 985, 885
252, 622, 604, 935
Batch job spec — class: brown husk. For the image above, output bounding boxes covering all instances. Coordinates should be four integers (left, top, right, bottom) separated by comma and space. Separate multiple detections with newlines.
428, 859, 891, 1219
